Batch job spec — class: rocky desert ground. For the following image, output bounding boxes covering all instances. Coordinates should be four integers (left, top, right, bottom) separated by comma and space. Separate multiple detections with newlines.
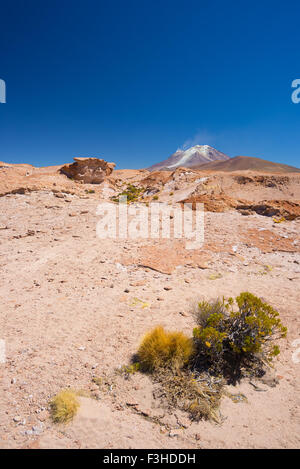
0, 158, 299, 449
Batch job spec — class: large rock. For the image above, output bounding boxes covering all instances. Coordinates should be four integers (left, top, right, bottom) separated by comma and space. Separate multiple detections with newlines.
60, 157, 115, 184
180, 193, 242, 212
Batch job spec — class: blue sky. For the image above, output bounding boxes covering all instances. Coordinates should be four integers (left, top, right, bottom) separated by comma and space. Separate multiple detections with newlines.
0, 0, 300, 169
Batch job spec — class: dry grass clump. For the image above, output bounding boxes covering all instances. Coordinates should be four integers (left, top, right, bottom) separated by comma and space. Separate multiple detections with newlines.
49, 389, 80, 423
137, 326, 194, 372
136, 326, 221, 421
161, 370, 224, 422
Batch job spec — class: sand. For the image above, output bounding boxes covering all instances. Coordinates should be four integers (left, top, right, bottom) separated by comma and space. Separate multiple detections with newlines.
0, 188, 299, 449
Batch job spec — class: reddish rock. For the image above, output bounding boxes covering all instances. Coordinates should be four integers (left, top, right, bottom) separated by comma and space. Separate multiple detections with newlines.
120, 240, 211, 274
180, 193, 242, 212
241, 228, 300, 253
60, 157, 115, 184
237, 200, 300, 220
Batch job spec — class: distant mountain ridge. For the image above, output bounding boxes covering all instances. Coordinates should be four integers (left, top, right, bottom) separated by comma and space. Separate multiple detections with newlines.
194, 155, 300, 173
147, 145, 229, 171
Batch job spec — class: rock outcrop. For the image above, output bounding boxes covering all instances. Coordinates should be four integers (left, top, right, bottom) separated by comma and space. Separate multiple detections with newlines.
180, 193, 243, 212
60, 157, 115, 184
237, 200, 300, 220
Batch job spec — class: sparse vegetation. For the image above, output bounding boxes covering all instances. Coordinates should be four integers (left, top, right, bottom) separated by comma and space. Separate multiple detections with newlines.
138, 326, 194, 372
152, 195, 159, 200
273, 216, 286, 223
193, 292, 287, 380
130, 292, 287, 421
136, 326, 222, 421
49, 389, 80, 423
117, 362, 141, 377
111, 184, 145, 203
161, 369, 223, 421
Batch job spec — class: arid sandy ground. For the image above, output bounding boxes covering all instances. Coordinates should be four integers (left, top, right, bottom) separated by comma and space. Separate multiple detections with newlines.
0, 185, 299, 449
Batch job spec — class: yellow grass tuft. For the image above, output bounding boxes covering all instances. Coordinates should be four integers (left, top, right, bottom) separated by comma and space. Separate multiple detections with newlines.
138, 326, 194, 372
49, 389, 80, 423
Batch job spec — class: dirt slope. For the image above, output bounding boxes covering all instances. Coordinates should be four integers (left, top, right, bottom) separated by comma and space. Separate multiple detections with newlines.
193, 155, 300, 172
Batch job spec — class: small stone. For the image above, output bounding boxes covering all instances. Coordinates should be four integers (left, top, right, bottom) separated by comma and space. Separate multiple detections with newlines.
126, 401, 139, 407
129, 280, 146, 287
32, 425, 43, 435
37, 411, 48, 422
240, 210, 251, 216
177, 416, 190, 428
92, 391, 101, 400
139, 408, 151, 417
90, 383, 99, 392
13, 416, 21, 423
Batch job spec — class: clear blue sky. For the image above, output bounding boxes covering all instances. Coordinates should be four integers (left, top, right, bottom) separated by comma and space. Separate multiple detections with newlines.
1, 0, 300, 169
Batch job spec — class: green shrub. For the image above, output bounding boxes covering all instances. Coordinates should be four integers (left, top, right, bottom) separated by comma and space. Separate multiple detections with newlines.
193, 293, 287, 376
118, 362, 141, 376
111, 184, 145, 203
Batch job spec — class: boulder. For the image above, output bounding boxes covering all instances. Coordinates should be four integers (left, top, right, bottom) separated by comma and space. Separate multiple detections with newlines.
60, 157, 115, 184
180, 193, 241, 212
